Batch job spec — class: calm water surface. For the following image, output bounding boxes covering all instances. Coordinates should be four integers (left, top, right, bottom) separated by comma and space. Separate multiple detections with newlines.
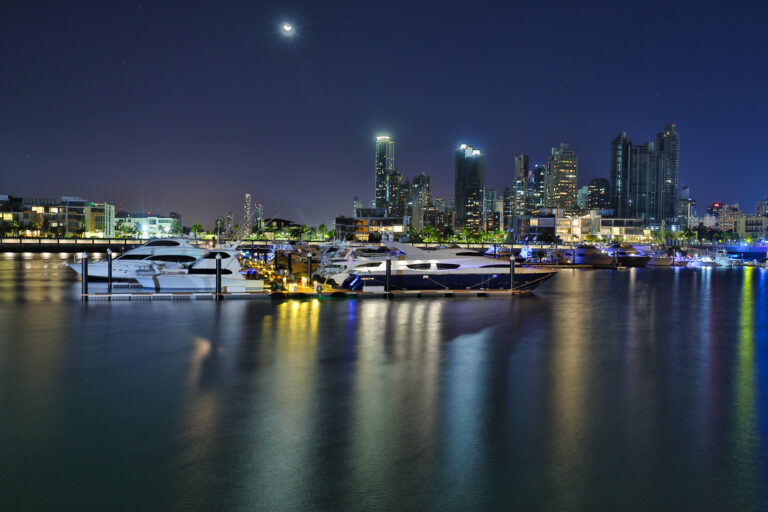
1, 253, 768, 511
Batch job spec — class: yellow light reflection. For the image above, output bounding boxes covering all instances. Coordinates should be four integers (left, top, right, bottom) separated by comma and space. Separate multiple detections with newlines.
732, 267, 756, 491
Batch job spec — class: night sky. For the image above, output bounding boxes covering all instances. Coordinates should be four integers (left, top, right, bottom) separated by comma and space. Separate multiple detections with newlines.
2, 1, 767, 228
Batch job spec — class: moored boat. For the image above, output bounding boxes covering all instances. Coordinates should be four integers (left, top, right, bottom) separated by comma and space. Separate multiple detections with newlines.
135, 248, 264, 291
67, 238, 206, 281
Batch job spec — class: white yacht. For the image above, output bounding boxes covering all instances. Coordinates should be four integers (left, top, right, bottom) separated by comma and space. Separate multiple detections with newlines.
68, 238, 206, 281
135, 248, 264, 291
334, 243, 557, 292
688, 255, 718, 268
713, 249, 735, 267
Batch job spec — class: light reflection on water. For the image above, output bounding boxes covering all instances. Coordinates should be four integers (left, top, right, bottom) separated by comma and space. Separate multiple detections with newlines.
0, 254, 767, 510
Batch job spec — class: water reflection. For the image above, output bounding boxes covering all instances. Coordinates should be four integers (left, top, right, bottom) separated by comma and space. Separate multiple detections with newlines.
2, 260, 768, 510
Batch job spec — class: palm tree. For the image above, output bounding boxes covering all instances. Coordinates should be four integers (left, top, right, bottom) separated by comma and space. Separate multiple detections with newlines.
191, 222, 203, 238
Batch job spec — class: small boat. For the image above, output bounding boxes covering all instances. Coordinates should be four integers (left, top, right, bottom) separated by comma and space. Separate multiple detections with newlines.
604, 243, 651, 268
135, 248, 264, 291
688, 255, 718, 268
67, 238, 206, 281
713, 250, 735, 267
671, 255, 689, 267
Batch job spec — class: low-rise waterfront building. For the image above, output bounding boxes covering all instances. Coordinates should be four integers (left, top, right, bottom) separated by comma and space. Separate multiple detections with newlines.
335, 208, 408, 241
115, 212, 179, 238
734, 215, 768, 241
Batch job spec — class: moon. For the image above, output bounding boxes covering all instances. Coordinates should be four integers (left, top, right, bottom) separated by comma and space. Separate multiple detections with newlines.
281, 22, 294, 35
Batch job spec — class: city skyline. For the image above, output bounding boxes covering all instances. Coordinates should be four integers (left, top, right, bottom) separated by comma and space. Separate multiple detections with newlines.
2, 2, 767, 226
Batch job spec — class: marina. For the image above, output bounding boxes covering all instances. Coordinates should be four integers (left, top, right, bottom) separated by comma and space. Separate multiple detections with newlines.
2, 251, 767, 510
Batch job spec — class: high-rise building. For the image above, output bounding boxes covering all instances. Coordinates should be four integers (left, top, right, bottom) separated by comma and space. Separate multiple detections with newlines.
242, 193, 252, 237
374, 136, 396, 210
530, 164, 546, 211
385, 170, 404, 216
544, 143, 578, 214
514, 155, 530, 215
353, 196, 362, 216
484, 188, 496, 216
253, 201, 264, 232
454, 143, 485, 233
587, 178, 611, 211
628, 142, 664, 224
412, 172, 433, 207
656, 124, 680, 223
502, 187, 515, 230
678, 185, 696, 227
610, 131, 632, 217
576, 186, 589, 213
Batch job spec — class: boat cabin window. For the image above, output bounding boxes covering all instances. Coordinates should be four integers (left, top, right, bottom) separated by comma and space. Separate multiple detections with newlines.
147, 255, 198, 263
145, 240, 180, 247
188, 268, 233, 275
480, 264, 510, 268
435, 263, 460, 270
406, 263, 432, 270
203, 251, 231, 259
456, 251, 482, 256
116, 254, 149, 260
355, 263, 381, 268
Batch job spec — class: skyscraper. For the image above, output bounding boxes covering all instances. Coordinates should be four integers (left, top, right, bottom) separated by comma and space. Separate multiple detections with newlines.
514, 154, 530, 216
374, 136, 395, 210
587, 178, 611, 210
454, 143, 485, 233
610, 131, 632, 217
656, 124, 680, 224
530, 164, 546, 211
412, 172, 433, 207
242, 193, 252, 237
628, 142, 664, 224
544, 143, 578, 214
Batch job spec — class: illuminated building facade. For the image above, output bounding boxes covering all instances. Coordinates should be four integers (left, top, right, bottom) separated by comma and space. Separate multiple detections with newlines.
656, 124, 680, 223
587, 178, 611, 210
545, 143, 578, 214
374, 136, 396, 211
454, 143, 485, 233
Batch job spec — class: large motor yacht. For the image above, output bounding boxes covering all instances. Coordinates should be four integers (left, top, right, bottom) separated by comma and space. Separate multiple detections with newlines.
335, 243, 557, 292
572, 245, 614, 268
67, 238, 206, 281
604, 243, 651, 268
135, 248, 263, 291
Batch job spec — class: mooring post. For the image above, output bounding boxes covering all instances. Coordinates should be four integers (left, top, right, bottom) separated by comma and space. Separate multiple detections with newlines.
509, 254, 515, 290
106, 248, 113, 293
385, 256, 392, 293
287, 251, 292, 276
307, 255, 312, 285
81, 251, 88, 300
613, 250, 618, 271
215, 253, 222, 299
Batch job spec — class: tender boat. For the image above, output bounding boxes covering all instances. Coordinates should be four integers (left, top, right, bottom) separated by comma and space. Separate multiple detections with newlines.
604, 243, 651, 268
135, 248, 264, 291
335, 243, 557, 292
67, 238, 206, 281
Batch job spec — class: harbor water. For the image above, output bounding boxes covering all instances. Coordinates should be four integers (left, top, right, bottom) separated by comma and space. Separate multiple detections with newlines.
1, 253, 768, 511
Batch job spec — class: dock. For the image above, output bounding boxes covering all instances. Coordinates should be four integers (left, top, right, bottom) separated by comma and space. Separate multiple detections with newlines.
82, 287, 533, 301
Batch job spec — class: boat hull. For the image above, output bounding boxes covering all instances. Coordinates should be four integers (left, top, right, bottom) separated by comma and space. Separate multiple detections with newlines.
341, 268, 556, 292
136, 274, 264, 291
